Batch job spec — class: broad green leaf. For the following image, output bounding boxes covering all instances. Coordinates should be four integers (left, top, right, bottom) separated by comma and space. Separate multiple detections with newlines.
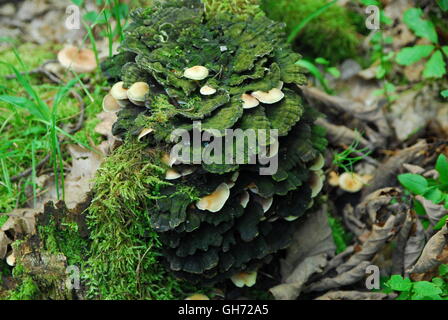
398, 173, 428, 195
442, 90, 448, 98
326, 67, 341, 78
403, 8, 438, 43
438, 0, 448, 11
396, 45, 434, 66
423, 50, 447, 79
71, 0, 84, 5
387, 275, 412, 292
443, 46, 448, 56
413, 199, 427, 216
423, 188, 444, 204
436, 154, 448, 184
315, 57, 330, 65
83, 11, 98, 23
439, 264, 448, 276
434, 215, 448, 231
413, 281, 443, 297
296, 59, 331, 93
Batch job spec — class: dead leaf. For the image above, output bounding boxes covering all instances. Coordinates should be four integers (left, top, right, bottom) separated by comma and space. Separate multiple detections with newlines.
363, 140, 428, 195
336, 215, 397, 274
416, 195, 448, 227
306, 261, 371, 293
315, 290, 396, 300
408, 225, 447, 274
269, 207, 336, 300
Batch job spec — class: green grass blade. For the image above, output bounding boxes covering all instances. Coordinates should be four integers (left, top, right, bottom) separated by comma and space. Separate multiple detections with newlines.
287, 0, 338, 44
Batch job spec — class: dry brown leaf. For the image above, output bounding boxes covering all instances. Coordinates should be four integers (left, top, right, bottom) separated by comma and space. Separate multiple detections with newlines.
269, 208, 336, 300
416, 195, 448, 227
336, 215, 397, 274
408, 225, 448, 274
363, 140, 428, 195
0, 231, 12, 260
306, 261, 371, 293
404, 219, 426, 273
315, 290, 396, 300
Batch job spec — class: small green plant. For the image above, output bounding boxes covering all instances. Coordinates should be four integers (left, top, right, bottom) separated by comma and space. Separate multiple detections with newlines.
0, 50, 89, 200
73, 0, 130, 60
437, 0, 448, 12
333, 137, 371, 173
396, 8, 448, 79
296, 57, 341, 94
327, 212, 351, 254
385, 270, 448, 300
398, 154, 448, 229
442, 90, 448, 98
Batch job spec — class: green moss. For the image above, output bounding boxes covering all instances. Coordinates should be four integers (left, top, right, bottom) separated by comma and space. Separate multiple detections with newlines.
84, 141, 196, 299
203, 0, 262, 18
7, 277, 40, 300
261, 0, 360, 63
38, 215, 88, 267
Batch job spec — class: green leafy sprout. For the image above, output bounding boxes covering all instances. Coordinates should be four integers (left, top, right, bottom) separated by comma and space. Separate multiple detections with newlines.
385, 268, 448, 300
398, 154, 448, 230
296, 57, 341, 94
333, 136, 372, 173
396, 8, 448, 79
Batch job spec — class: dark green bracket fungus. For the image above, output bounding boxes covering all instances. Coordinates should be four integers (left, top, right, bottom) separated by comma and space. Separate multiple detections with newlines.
95, 0, 328, 288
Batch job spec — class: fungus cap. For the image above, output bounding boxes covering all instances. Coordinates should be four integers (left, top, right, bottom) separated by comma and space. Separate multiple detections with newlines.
102, 94, 121, 112
6, 251, 15, 266
57, 46, 97, 73
127, 82, 149, 106
196, 183, 230, 212
165, 169, 182, 180
240, 190, 250, 208
310, 154, 325, 171
251, 88, 284, 104
230, 271, 257, 288
183, 66, 209, 80
255, 196, 273, 213
310, 170, 325, 198
328, 171, 340, 187
110, 81, 129, 101
138, 128, 154, 141
200, 85, 217, 95
241, 93, 260, 109
339, 172, 364, 193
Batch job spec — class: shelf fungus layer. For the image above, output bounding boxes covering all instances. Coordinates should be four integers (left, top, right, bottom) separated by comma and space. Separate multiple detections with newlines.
101, 0, 327, 285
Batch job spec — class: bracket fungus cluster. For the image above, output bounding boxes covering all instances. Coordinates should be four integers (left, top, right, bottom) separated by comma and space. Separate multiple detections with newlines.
99, 0, 327, 284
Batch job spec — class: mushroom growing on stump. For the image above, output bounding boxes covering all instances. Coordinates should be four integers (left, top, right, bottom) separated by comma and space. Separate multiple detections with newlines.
251, 88, 285, 104
98, 0, 327, 286
127, 82, 149, 106
183, 66, 209, 80
110, 81, 130, 107
339, 172, 364, 193
57, 46, 97, 73
102, 94, 121, 113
